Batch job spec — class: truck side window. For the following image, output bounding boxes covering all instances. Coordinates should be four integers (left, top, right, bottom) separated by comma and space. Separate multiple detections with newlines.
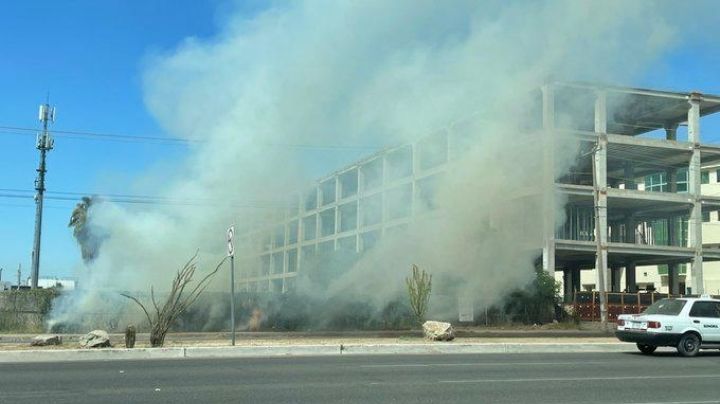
690, 302, 720, 318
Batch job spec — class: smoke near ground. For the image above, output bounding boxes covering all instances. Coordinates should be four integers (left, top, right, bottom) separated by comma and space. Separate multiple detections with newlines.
48, 1, 704, 330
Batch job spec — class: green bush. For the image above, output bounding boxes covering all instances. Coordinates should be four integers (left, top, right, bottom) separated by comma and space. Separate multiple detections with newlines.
503, 269, 561, 324
380, 299, 413, 329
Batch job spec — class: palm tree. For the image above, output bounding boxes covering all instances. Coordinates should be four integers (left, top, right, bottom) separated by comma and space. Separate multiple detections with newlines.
68, 196, 101, 262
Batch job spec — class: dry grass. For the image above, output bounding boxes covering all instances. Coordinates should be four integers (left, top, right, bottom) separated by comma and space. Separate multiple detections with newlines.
0, 335, 619, 351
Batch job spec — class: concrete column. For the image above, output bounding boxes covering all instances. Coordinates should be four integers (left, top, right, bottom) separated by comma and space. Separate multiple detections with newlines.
334, 177, 340, 250
541, 84, 556, 277
610, 266, 622, 292
564, 266, 581, 302
624, 162, 636, 190
668, 216, 677, 247
411, 143, 419, 217
665, 119, 679, 283
668, 263, 680, 295
625, 212, 636, 245
667, 169, 677, 194
663, 122, 679, 301
667, 215, 680, 294
315, 187, 321, 245
297, 190, 312, 273
594, 91, 610, 292
571, 267, 581, 294
665, 129, 679, 280
626, 262, 637, 293
563, 268, 573, 303
381, 155, 388, 238
356, 168, 363, 252
688, 93, 704, 294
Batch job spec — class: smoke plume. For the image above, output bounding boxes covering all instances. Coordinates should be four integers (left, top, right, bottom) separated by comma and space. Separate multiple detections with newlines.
50, 0, 697, 329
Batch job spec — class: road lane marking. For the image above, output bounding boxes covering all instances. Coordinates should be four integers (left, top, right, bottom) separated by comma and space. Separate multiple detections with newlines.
612, 401, 720, 404
440, 374, 720, 384
361, 361, 611, 368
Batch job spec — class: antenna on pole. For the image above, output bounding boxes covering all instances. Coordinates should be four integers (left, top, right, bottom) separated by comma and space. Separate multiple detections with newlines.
30, 98, 55, 289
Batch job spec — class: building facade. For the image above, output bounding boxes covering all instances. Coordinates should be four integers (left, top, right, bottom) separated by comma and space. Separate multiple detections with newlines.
547, 83, 720, 300
566, 164, 720, 295
237, 83, 720, 301
235, 130, 455, 293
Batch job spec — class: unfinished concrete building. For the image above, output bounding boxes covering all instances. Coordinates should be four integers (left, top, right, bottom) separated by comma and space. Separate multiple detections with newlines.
547, 83, 720, 300
236, 82, 720, 301
235, 129, 453, 293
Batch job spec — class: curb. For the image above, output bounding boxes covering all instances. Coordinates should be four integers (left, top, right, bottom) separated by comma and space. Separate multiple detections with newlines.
184, 345, 340, 359
340, 343, 631, 355
0, 343, 634, 364
0, 347, 184, 363
0, 330, 612, 344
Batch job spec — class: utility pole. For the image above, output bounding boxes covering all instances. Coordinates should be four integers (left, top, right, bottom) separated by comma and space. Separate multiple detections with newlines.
591, 142, 609, 331
592, 90, 609, 331
17, 264, 22, 288
227, 225, 236, 346
30, 101, 55, 289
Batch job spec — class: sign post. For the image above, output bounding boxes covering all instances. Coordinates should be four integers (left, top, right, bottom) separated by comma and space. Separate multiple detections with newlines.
227, 225, 236, 346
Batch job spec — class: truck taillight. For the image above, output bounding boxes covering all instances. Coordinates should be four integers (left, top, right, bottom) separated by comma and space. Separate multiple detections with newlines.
617, 319, 625, 327
647, 321, 661, 329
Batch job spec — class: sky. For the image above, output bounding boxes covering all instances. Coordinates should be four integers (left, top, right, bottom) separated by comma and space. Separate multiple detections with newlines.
1, 1, 720, 283
0, 1, 240, 281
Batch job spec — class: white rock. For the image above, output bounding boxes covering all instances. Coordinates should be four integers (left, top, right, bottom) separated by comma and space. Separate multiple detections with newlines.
30, 334, 62, 346
422, 321, 455, 341
79, 329, 111, 348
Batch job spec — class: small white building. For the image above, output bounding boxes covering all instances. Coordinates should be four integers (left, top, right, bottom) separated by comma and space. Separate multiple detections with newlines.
34, 277, 77, 290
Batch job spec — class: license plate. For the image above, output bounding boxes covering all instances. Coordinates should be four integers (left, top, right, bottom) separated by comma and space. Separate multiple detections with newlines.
628, 321, 646, 330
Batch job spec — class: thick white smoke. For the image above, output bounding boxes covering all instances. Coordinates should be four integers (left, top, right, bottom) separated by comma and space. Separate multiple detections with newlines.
52, 0, 704, 327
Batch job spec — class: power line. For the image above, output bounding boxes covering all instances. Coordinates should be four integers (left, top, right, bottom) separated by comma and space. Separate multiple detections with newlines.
0, 202, 71, 210
0, 191, 292, 209
0, 187, 235, 201
0, 125, 382, 151
0, 125, 192, 145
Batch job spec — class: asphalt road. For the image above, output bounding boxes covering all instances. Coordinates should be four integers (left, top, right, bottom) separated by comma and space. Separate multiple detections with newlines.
2, 350, 720, 403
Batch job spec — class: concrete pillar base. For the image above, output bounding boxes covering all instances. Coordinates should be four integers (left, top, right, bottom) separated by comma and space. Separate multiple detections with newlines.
563, 267, 582, 303
625, 262, 637, 293
611, 266, 622, 292
563, 269, 572, 303
571, 267, 581, 294
668, 263, 679, 295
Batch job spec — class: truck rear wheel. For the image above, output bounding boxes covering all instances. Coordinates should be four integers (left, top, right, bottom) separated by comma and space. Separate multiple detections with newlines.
677, 333, 701, 357
636, 343, 656, 355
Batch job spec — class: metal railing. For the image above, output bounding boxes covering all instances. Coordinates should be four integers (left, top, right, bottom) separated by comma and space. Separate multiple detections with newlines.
572, 291, 719, 321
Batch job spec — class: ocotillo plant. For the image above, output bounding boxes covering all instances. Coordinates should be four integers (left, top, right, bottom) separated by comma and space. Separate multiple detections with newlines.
406, 264, 432, 325
121, 252, 228, 347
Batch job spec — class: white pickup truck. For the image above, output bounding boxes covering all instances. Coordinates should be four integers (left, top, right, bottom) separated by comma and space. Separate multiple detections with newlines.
615, 295, 720, 357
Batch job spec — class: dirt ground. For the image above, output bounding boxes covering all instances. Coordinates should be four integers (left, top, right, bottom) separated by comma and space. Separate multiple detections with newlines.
0, 322, 618, 350
0, 334, 619, 351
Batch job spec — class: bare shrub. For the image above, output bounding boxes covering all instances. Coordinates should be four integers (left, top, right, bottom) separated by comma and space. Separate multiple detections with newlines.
121, 252, 227, 347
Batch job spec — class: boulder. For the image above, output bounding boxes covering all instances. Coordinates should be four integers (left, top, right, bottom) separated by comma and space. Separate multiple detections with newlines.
422, 321, 455, 341
30, 334, 62, 347
79, 330, 111, 348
